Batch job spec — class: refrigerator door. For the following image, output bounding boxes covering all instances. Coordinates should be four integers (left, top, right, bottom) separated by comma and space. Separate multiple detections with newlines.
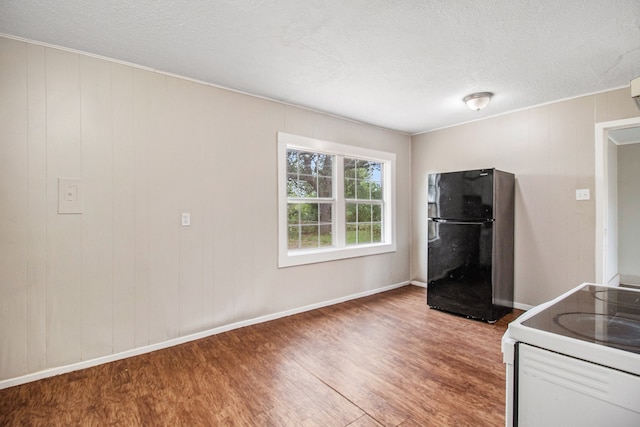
428, 169, 494, 220
427, 220, 494, 320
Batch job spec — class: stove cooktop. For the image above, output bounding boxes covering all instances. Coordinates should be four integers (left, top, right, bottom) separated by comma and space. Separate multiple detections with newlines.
521, 284, 640, 354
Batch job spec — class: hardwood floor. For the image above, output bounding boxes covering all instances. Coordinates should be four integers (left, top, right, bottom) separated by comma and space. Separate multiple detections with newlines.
0, 285, 523, 426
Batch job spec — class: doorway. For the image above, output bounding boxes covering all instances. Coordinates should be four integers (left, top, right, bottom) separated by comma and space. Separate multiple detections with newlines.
595, 117, 640, 286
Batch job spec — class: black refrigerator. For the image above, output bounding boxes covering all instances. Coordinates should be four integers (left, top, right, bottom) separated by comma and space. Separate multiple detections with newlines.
427, 168, 515, 322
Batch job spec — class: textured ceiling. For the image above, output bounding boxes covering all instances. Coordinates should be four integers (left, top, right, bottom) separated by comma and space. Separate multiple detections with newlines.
1, 0, 639, 134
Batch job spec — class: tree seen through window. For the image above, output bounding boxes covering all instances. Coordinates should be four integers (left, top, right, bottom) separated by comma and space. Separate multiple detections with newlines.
286, 149, 334, 249
344, 158, 383, 245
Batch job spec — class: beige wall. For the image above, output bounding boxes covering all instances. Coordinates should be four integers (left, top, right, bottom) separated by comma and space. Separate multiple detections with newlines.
412, 88, 640, 306
2, 33, 639, 384
618, 143, 640, 284
0, 37, 411, 382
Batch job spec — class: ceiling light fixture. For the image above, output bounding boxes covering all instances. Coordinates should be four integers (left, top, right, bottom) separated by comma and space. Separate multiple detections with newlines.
463, 92, 493, 111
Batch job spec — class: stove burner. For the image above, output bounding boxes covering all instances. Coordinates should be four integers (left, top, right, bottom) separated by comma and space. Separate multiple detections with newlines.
592, 289, 640, 310
553, 312, 640, 353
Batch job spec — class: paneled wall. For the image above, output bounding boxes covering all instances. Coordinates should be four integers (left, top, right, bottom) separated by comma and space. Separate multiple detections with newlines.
0, 37, 412, 382
412, 88, 640, 306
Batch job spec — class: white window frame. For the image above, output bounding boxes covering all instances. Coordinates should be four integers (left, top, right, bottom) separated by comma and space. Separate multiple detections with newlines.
278, 132, 396, 268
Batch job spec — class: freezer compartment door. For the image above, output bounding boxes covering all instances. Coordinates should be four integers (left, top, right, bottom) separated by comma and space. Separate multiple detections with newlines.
428, 169, 494, 220
427, 221, 493, 319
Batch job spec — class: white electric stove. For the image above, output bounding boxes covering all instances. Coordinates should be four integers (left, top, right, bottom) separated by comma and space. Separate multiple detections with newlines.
502, 283, 640, 426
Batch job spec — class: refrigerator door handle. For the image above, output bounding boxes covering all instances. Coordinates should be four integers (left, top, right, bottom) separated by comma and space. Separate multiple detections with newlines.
429, 218, 494, 225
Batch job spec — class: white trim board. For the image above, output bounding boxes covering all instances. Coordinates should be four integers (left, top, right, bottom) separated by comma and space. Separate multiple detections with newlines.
595, 117, 640, 286
0, 280, 410, 390
513, 302, 534, 311
410, 280, 427, 288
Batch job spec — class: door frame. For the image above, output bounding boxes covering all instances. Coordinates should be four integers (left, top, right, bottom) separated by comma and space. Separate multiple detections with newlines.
595, 116, 640, 285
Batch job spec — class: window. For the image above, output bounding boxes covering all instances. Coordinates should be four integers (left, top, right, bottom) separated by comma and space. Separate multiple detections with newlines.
344, 158, 384, 245
286, 149, 334, 250
278, 132, 396, 267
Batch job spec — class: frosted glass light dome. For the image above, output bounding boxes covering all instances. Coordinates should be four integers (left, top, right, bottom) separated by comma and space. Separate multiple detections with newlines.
464, 92, 493, 111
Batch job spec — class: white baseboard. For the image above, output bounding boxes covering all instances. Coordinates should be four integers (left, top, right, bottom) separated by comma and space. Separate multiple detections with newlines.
513, 302, 534, 311
0, 280, 411, 390
410, 280, 427, 288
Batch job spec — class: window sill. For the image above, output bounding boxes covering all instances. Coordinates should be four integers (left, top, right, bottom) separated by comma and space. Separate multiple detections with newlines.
278, 242, 397, 268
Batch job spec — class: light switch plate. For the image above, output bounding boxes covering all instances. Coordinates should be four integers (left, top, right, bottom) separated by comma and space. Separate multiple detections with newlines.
576, 188, 590, 201
181, 212, 191, 226
58, 178, 83, 214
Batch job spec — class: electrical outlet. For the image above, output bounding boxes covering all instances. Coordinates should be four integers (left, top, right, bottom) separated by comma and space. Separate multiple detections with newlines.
576, 189, 590, 201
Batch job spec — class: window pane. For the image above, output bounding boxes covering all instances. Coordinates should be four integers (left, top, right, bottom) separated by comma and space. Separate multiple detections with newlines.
319, 224, 332, 247
287, 149, 333, 199
372, 223, 382, 243
319, 203, 332, 223
287, 203, 300, 223
298, 152, 315, 175
372, 204, 382, 222
288, 226, 300, 249
356, 180, 370, 200
298, 174, 318, 197
288, 175, 316, 197
299, 203, 319, 224
286, 149, 299, 174
358, 223, 372, 243
300, 225, 318, 248
317, 154, 333, 177
288, 202, 333, 250
344, 178, 356, 199
345, 158, 383, 202
370, 162, 382, 181
345, 202, 357, 223
356, 160, 370, 186
357, 203, 371, 222
344, 158, 356, 178
346, 223, 358, 245
318, 177, 332, 198
371, 181, 382, 200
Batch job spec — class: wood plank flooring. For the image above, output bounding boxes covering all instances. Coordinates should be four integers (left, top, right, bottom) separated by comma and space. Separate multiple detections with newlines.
0, 285, 523, 426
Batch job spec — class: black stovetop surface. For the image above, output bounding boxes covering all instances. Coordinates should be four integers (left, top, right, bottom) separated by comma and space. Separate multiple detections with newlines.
522, 284, 640, 354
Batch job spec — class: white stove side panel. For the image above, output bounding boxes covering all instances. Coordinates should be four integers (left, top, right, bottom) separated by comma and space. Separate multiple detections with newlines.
517, 344, 640, 427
